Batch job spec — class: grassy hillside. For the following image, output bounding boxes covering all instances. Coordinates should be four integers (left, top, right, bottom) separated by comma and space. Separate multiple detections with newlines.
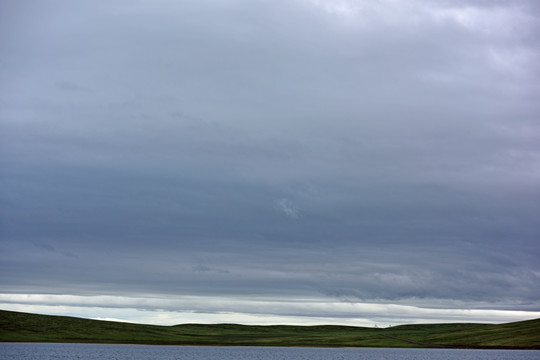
1, 310, 539, 349
396, 318, 540, 349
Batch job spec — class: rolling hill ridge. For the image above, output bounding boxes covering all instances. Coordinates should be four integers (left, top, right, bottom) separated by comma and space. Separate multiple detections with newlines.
1, 310, 539, 349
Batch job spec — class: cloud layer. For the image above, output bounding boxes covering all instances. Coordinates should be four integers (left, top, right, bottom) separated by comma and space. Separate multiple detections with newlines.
1, 0, 539, 325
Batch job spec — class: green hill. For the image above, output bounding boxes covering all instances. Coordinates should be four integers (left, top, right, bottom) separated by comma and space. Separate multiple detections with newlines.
1, 310, 539, 349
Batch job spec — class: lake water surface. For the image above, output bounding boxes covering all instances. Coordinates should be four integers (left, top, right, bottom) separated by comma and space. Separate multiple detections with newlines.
1, 343, 538, 360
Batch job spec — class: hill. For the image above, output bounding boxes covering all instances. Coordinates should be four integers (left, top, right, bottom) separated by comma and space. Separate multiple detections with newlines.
1, 310, 539, 349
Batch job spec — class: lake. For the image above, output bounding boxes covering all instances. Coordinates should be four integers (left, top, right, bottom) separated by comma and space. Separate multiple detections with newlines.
1, 343, 538, 360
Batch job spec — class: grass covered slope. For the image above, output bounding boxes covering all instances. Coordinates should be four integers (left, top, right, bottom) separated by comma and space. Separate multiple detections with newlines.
1, 310, 539, 349
394, 318, 540, 349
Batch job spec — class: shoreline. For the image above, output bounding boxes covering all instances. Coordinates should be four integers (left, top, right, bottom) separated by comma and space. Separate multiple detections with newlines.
2, 341, 538, 350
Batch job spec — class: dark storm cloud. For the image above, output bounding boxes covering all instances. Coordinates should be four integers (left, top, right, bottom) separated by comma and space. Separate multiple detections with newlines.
1, 0, 539, 323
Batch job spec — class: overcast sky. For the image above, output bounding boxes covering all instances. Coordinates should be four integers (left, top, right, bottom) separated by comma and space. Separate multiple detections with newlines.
1, 0, 539, 327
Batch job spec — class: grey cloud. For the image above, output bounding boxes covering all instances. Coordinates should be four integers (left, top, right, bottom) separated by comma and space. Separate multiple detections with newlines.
1, 0, 539, 324
276, 198, 300, 218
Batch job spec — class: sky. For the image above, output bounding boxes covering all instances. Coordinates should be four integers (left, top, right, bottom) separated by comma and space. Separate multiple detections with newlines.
1, 0, 539, 327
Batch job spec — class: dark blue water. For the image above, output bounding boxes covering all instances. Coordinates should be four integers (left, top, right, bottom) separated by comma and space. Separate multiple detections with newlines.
1, 343, 538, 360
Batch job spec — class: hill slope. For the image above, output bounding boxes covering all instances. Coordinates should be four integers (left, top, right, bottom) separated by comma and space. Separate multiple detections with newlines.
1, 310, 539, 349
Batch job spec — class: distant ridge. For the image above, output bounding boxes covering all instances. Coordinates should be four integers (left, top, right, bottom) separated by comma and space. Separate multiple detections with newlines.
1, 310, 539, 349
